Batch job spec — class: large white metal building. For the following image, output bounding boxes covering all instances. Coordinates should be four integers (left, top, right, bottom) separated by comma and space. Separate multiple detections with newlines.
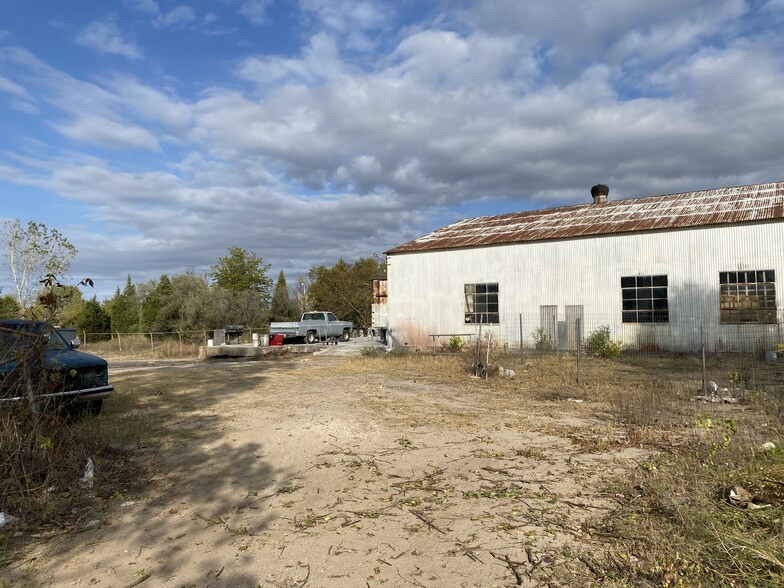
377, 181, 784, 353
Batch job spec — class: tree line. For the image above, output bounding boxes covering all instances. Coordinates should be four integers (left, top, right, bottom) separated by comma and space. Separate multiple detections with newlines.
1, 221, 385, 336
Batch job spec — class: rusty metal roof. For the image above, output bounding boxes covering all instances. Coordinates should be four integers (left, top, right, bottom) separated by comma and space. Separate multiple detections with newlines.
386, 181, 784, 254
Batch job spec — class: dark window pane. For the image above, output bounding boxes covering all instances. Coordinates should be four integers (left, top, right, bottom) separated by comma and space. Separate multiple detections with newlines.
638, 288, 653, 300
622, 289, 636, 300
622, 300, 637, 311
637, 276, 652, 287
766, 270, 775, 282
487, 283, 499, 293
653, 311, 669, 323
653, 298, 668, 310
638, 312, 653, 323
729, 272, 738, 284
652, 287, 667, 299
652, 275, 668, 287
738, 310, 757, 323
476, 283, 487, 294
638, 299, 653, 310
621, 276, 635, 288
720, 272, 728, 284
622, 311, 637, 323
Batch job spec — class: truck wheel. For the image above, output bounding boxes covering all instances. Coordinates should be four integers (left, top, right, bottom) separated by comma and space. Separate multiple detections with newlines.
305, 331, 317, 344
340, 330, 350, 342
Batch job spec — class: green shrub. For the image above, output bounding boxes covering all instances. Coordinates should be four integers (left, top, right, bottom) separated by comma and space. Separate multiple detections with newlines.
586, 325, 622, 358
531, 327, 553, 350
441, 336, 463, 353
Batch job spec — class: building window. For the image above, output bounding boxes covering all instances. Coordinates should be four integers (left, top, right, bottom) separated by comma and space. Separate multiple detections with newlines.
621, 275, 669, 323
720, 270, 776, 324
465, 283, 499, 324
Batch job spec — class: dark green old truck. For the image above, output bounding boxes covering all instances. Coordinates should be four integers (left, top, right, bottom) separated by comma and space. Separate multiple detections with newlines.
1, 320, 114, 415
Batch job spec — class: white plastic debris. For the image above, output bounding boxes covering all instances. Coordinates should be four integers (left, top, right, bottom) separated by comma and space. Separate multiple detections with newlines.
78, 458, 95, 489
761, 442, 776, 452
708, 381, 719, 398
0, 512, 20, 529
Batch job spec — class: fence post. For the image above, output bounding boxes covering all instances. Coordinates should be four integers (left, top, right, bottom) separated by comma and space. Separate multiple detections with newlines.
518, 313, 524, 367
82, 330, 87, 346
149, 331, 154, 350
178, 330, 183, 345
577, 317, 582, 385
117, 331, 122, 352
701, 321, 707, 396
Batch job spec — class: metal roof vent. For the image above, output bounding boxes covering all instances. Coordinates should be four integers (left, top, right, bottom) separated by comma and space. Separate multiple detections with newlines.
591, 184, 609, 203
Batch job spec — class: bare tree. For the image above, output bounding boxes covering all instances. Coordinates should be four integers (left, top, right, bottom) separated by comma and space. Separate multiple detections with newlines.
2, 220, 77, 313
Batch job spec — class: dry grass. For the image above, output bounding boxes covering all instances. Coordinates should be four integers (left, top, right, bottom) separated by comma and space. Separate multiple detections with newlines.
343, 348, 784, 586
81, 336, 201, 360
4, 346, 782, 586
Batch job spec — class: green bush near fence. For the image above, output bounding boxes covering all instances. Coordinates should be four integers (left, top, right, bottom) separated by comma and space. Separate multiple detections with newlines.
531, 327, 554, 350
586, 325, 622, 358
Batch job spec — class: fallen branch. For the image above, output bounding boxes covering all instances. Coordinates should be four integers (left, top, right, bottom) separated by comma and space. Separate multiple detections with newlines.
491, 552, 525, 585
409, 509, 446, 534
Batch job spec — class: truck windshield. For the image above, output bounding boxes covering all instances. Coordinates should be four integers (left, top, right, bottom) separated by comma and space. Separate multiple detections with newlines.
302, 313, 323, 321
0, 323, 71, 354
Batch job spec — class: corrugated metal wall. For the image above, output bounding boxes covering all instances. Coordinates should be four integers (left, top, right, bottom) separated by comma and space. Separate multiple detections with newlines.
386, 221, 784, 352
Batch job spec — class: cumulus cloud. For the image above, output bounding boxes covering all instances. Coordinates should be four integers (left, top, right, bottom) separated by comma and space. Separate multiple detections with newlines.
2, 0, 784, 295
301, 0, 390, 33
236, 33, 346, 86
124, 0, 160, 15
54, 116, 162, 152
76, 20, 142, 60
238, 0, 273, 25
154, 6, 197, 29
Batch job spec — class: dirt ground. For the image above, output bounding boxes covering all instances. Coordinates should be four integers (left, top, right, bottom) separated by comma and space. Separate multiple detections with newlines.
4, 341, 652, 588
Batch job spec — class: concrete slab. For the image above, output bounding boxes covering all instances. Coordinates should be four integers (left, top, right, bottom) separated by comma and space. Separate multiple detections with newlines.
199, 336, 386, 359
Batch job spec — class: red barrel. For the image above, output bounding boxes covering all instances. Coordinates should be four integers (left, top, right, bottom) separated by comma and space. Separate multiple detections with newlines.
270, 334, 285, 346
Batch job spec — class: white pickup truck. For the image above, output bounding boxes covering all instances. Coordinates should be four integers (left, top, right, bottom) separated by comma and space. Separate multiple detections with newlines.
269, 311, 353, 344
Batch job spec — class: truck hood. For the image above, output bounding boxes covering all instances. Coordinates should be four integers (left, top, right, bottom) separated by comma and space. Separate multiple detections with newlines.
46, 349, 109, 370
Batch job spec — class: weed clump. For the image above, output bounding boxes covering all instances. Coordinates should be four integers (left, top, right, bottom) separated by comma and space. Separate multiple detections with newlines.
585, 325, 622, 358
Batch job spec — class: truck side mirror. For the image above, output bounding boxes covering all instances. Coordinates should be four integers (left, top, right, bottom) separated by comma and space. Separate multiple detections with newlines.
71, 338, 81, 349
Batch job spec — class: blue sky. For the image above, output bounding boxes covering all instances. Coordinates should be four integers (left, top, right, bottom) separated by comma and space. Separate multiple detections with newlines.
1, 0, 784, 299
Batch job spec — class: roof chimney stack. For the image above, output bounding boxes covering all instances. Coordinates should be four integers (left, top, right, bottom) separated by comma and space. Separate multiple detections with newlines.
591, 184, 609, 204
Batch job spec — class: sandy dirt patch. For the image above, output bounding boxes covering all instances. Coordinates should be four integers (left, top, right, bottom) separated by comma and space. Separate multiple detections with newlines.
4, 350, 650, 587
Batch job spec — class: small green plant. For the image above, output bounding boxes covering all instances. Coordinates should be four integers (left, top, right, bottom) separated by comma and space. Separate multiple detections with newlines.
531, 327, 553, 350
441, 336, 463, 353
585, 325, 622, 358
727, 371, 746, 386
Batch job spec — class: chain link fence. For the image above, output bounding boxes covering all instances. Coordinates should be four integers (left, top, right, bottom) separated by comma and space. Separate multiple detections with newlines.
430, 313, 784, 401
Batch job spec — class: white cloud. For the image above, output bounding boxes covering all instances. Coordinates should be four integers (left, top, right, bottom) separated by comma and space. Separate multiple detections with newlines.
108, 76, 192, 133
124, 0, 160, 15
154, 6, 197, 29
76, 20, 142, 60
4, 1, 784, 295
300, 0, 390, 33
238, 0, 273, 25
236, 33, 346, 86
54, 116, 162, 152
0, 75, 27, 97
